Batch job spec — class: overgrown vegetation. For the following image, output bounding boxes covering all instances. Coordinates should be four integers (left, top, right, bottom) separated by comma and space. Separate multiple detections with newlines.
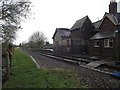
3, 48, 87, 88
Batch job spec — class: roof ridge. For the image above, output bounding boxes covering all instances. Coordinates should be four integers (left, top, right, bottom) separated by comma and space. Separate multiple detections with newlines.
76, 15, 88, 22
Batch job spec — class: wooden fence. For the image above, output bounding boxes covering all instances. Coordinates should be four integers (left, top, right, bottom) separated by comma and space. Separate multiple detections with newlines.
2, 43, 13, 85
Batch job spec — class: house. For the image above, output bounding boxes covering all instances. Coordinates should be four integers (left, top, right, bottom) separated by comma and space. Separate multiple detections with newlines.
70, 16, 95, 54
90, 0, 120, 60
52, 28, 71, 54
43, 42, 53, 50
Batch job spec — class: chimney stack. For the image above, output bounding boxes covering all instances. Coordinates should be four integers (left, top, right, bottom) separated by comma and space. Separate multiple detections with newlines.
109, 0, 117, 14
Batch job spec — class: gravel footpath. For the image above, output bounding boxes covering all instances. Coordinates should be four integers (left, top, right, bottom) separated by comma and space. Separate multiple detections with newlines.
23, 48, 120, 88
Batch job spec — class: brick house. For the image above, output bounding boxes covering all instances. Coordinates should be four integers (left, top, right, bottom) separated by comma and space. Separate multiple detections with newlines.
70, 16, 95, 54
90, 1, 120, 59
52, 28, 71, 54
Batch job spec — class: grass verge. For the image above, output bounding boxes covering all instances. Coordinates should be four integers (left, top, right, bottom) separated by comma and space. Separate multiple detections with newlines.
3, 48, 87, 88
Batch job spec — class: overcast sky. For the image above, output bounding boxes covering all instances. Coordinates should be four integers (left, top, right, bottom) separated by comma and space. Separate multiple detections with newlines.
15, 0, 120, 45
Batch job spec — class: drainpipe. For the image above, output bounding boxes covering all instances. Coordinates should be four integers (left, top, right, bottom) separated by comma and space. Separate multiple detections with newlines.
99, 39, 102, 60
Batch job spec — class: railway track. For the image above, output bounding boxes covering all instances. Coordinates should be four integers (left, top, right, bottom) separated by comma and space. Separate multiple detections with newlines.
22, 48, 120, 88
31, 49, 120, 77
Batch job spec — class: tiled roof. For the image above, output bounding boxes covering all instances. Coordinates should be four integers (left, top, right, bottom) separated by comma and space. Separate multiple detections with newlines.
98, 13, 120, 28
93, 20, 102, 29
91, 13, 120, 40
106, 14, 118, 25
90, 30, 115, 40
71, 16, 89, 30
115, 13, 120, 24
52, 28, 70, 39
57, 28, 70, 37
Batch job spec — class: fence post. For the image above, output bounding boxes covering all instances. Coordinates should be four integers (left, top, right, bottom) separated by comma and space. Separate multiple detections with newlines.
6, 52, 10, 80
2, 52, 10, 85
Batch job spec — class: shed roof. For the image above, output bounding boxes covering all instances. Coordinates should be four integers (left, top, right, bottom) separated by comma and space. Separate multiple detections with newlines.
52, 28, 70, 39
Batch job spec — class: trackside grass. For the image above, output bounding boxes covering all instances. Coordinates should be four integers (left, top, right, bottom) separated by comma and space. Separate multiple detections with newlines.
3, 48, 88, 88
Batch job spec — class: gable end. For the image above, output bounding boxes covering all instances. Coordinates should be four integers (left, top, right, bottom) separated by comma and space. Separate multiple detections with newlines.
98, 16, 116, 29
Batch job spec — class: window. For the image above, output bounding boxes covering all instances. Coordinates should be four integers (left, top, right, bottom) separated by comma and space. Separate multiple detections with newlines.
94, 40, 99, 47
109, 39, 114, 47
104, 39, 109, 47
104, 39, 113, 48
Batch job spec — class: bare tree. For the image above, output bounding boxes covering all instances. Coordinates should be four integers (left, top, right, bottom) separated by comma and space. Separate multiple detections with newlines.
28, 31, 47, 49
0, 0, 31, 43
0, 0, 32, 83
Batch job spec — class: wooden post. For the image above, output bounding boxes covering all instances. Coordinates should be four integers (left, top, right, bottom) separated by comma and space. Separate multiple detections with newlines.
2, 52, 10, 85
5, 52, 10, 81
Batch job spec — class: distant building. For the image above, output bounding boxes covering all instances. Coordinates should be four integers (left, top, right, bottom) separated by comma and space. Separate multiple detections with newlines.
43, 42, 53, 49
52, 28, 71, 54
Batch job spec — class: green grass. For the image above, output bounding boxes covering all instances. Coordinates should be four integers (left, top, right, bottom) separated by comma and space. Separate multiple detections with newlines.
3, 48, 87, 88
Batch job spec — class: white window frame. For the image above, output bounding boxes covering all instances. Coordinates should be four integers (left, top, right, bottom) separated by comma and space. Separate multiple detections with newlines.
104, 39, 114, 48
94, 40, 99, 47
109, 39, 114, 47
104, 39, 109, 47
